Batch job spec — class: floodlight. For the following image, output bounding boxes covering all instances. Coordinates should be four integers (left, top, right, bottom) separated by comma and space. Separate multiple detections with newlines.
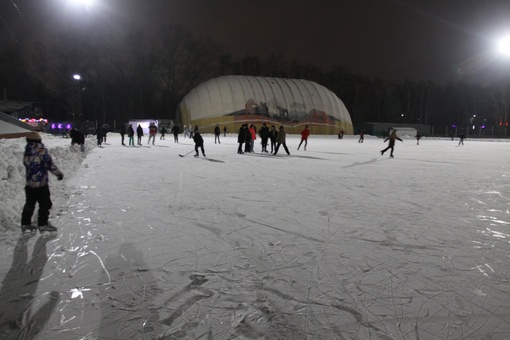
496, 36, 510, 57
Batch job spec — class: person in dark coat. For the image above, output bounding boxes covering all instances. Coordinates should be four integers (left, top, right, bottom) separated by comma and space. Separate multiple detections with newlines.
237, 124, 246, 154
136, 124, 143, 145
273, 125, 290, 155
171, 125, 180, 143
127, 124, 135, 146
160, 126, 167, 140
21, 132, 63, 233
69, 127, 85, 152
193, 130, 206, 157
259, 123, 269, 153
95, 126, 104, 146
223, 126, 227, 137
458, 132, 466, 146
269, 125, 277, 153
214, 124, 221, 144
120, 123, 126, 145
381, 129, 403, 158
244, 125, 252, 153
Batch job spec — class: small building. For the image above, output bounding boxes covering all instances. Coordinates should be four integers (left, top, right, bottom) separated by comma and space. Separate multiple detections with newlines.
359, 122, 431, 137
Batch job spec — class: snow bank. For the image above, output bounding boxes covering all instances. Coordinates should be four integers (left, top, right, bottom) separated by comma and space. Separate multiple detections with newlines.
0, 134, 96, 236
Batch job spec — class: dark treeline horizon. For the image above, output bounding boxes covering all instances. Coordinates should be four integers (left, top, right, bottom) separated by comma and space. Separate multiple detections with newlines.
1, 23, 509, 137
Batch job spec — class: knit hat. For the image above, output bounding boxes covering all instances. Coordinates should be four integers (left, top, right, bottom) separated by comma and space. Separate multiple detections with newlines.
26, 131, 42, 142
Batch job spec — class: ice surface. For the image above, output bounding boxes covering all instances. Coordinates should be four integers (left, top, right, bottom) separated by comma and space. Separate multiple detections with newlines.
0, 132, 509, 339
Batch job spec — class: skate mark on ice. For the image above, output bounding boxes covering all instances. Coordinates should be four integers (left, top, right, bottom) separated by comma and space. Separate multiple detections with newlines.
243, 217, 327, 244
160, 274, 213, 327
342, 158, 380, 168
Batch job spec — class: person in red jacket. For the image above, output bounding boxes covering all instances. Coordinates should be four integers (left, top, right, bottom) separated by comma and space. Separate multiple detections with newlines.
297, 125, 310, 150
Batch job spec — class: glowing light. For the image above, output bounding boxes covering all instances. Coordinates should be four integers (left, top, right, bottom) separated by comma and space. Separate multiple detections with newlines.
73, 74, 81, 80
70, 0, 95, 7
497, 36, 510, 57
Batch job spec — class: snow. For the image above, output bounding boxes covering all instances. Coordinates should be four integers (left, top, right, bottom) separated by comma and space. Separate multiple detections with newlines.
0, 132, 509, 339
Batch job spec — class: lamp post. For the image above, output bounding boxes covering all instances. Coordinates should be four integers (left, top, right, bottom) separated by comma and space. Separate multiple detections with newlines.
496, 35, 510, 137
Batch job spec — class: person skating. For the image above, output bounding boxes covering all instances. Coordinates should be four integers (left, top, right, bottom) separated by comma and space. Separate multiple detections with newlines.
95, 125, 104, 146
259, 123, 269, 152
458, 133, 466, 146
297, 125, 310, 150
273, 125, 290, 155
127, 124, 135, 146
171, 125, 180, 143
214, 124, 221, 144
358, 129, 365, 143
148, 122, 157, 145
20, 132, 64, 233
193, 130, 206, 157
381, 129, 403, 158
136, 124, 143, 145
160, 126, 167, 140
223, 126, 227, 137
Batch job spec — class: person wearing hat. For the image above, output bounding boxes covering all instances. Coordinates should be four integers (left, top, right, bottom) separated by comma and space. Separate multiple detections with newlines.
21, 131, 64, 233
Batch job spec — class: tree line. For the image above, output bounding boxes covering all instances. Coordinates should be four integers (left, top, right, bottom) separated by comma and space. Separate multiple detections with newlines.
0, 23, 508, 136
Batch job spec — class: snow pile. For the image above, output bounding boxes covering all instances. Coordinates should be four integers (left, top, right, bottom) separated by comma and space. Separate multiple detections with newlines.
0, 134, 96, 237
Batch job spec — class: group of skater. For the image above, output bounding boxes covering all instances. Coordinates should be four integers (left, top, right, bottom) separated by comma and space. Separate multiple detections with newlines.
236, 123, 305, 156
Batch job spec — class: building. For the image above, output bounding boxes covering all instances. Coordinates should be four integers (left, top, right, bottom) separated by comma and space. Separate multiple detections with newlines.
177, 75, 353, 135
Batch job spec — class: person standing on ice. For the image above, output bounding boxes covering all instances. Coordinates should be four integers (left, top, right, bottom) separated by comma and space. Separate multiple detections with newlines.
20, 132, 64, 233
249, 124, 256, 152
120, 123, 126, 145
381, 129, 403, 158
148, 122, 157, 145
214, 124, 221, 144
160, 125, 167, 140
297, 125, 310, 150
269, 125, 277, 153
95, 125, 104, 146
273, 125, 290, 155
171, 124, 180, 143
259, 123, 269, 153
415, 132, 422, 145
127, 124, 135, 146
193, 130, 206, 157
458, 132, 466, 146
136, 124, 143, 145
237, 124, 246, 154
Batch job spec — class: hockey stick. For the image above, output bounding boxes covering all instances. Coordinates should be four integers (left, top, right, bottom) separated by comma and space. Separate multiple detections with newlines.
179, 149, 195, 157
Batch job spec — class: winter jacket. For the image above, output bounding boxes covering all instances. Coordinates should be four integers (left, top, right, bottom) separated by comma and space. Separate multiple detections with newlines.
70, 128, 85, 144
120, 124, 126, 136
136, 125, 143, 136
269, 128, 277, 141
149, 125, 157, 136
249, 127, 256, 141
171, 125, 180, 135
384, 132, 402, 146
301, 128, 310, 140
259, 125, 269, 139
24, 142, 63, 188
127, 126, 135, 137
276, 128, 286, 143
193, 132, 204, 146
238, 126, 246, 143
214, 126, 221, 136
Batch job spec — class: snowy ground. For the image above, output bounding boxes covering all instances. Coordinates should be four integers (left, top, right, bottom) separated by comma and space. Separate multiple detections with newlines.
0, 132, 509, 339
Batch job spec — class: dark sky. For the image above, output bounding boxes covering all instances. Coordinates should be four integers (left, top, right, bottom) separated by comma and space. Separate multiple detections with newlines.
2, 0, 510, 84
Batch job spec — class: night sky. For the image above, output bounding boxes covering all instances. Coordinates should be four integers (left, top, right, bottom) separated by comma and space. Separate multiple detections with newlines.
2, 0, 510, 84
